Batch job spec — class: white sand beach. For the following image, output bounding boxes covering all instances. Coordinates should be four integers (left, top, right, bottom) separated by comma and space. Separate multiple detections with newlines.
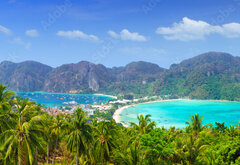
113, 105, 134, 127
112, 99, 188, 127
94, 93, 117, 99
112, 98, 238, 127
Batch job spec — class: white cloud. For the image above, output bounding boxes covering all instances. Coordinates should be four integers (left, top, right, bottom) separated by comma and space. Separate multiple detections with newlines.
108, 30, 119, 38
25, 29, 39, 37
0, 25, 11, 35
11, 37, 31, 49
108, 29, 147, 42
220, 23, 240, 38
57, 30, 100, 42
156, 17, 240, 41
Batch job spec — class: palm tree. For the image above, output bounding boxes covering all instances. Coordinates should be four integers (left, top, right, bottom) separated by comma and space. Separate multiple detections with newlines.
185, 114, 212, 136
237, 121, 240, 137
226, 125, 238, 139
0, 101, 16, 134
42, 113, 54, 165
93, 120, 118, 164
0, 85, 16, 133
173, 133, 208, 164
130, 114, 156, 135
51, 113, 66, 165
0, 98, 44, 165
200, 151, 217, 165
0, 84, 15, 104
0, 85, 16, 164
215, 122, 227, 133
114, 140, 147, 165
67, 108, 92, 165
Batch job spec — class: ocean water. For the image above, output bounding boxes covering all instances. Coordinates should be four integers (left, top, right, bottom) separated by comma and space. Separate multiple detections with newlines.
120, 100, 240, 128
17, 92, 113, 107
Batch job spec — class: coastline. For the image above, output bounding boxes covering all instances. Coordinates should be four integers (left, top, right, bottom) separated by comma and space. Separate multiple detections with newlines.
113, 99, 175, 127
94, 93, 117, 99
17, 91, 117, 99
112, 98, 239, 127
113, 105, 133, 127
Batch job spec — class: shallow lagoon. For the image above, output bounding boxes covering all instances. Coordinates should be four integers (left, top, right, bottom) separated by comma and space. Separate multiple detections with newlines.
120, 100, 240, 128
17, 92, 113, 107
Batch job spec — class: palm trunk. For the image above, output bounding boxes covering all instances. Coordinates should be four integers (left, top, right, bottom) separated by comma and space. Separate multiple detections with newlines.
18, 150, 21, 165
35, 147, 38, 165
76, 154, 78, 165
52, 132, 59, 165
18, 136, 23, 165
47, 142, 49, 165
18, 155, 21, 165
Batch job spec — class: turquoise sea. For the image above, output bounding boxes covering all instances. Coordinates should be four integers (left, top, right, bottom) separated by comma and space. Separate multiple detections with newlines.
17, 92, 113, 107
120, 100, 240, 128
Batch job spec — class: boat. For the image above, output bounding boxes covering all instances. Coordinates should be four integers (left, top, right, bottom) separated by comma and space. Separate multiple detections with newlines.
63, 101, 78, 105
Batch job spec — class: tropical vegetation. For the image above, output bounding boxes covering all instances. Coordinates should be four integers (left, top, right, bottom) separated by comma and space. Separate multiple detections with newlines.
0, 84, 240, 164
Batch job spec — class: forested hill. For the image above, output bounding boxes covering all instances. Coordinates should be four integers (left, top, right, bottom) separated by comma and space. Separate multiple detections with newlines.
157, 52, 240, 100
1, 52, 240, 100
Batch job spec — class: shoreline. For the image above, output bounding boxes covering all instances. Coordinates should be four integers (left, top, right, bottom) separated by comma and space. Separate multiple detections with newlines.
113, 105, 133, 127
113, 99, 176, 127
17, 91, 117, 99
94, 93, 117, 99
112, 98, 239, 127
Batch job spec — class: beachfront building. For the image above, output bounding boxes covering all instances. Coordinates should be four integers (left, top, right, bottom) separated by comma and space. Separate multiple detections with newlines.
109, 99, 131, 104
86, 109, 96, 115
133, 99, 140, 102
92, 104, 112, 112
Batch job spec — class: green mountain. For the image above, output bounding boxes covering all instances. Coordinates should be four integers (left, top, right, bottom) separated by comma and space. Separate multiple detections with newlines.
1, 52, 240, 100
44, 61, 115, 93
157, 52, 240, 100
0, 61, 52, 92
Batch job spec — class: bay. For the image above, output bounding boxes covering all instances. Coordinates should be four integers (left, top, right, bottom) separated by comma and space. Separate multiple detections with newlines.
17, 92, 113, 107
120, 100, 240, 128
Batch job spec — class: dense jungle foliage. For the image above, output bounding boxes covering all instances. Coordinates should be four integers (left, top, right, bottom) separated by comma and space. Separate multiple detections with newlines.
0, 84, 240, 165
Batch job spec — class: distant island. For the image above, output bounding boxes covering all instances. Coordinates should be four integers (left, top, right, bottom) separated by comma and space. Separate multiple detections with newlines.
1, 51, 240, 101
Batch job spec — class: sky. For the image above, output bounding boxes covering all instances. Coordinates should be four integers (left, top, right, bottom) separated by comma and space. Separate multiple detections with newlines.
1, 0, 240, 68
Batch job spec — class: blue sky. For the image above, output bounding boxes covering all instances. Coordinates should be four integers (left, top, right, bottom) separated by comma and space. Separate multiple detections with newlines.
1, 0, 240, 68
